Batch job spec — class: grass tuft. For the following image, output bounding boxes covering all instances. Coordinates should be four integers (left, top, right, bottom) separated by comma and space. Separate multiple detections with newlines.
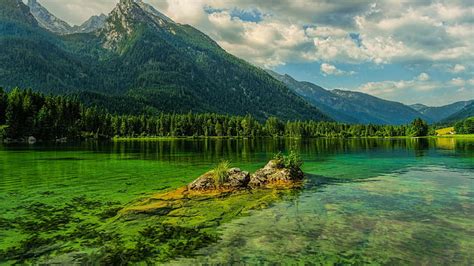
212, 160, 231, 185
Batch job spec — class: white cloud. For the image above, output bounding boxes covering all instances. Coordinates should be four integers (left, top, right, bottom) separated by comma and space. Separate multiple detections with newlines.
320, 63, 355, 76
450, 77, 466, 86
450, 64, 466, 73
417, 73, 430, 81
356, 74, 474, 105
31, 0, 474, 69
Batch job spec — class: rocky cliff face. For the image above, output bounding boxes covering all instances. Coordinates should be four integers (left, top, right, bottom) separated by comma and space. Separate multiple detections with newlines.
27, 0, 71, 34
27, 0, 107, 34
98, 0, 176, 52
71, 14, 107, 34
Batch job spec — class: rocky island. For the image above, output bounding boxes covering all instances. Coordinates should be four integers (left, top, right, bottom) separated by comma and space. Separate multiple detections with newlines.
189, 160, 304, 191
123, 151, 304, 215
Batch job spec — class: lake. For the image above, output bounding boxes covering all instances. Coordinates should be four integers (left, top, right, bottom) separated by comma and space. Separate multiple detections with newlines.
0, 138, 473, 264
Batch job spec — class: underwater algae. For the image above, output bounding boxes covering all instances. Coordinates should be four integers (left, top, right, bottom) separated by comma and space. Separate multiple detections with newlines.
0, 138, 473, 264
0, 177, 303, 264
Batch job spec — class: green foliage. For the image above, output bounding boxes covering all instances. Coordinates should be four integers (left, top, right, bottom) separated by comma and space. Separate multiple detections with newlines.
454, 117, 474, 134
0, 87, 6, 124
0, 125, 7, 140
265, 117, 284, 136
0, 89, 437, 141
272, 150, 303, 170
442, 103, 474, 123
212, 160, 231, 185
285, 150, 303, 170
273, 152, 285, 168
409, 118, 429, 137
3, 88, 81, 140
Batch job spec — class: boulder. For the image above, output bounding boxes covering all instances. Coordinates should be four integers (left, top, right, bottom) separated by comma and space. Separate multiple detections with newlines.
249, 160, 304, 188
188, 160, 303, 192
188, 171, 216, 191
222, 168, 250, 189
188, 168, 250, 191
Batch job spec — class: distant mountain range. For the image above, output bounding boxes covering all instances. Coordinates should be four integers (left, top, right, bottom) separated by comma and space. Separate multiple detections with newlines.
410, 101, 473, 122
0, 0, 327, 121
0, 0, 470, 124
269, 71, 473, 125
269, 71, 429, 125
440, 102, 474, 123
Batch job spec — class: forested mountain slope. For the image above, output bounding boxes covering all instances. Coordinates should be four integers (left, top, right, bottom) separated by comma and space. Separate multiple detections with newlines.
410, 100, 473, 122
441, 102, 474, 123
0, 0, 328, 121
269, 71, 428, 125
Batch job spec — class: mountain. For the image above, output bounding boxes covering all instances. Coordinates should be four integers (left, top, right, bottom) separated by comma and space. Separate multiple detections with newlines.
441, 102, 474, 123
268, 71, 360, 123
27, 0, 106, 34
135, 0, 172, 23
409, 104, 428, 112
410, 100, 474, 122
0, 0, 327, 121
71, 14, 107, 33
27, 0, 72, 34
269, 71, 429, 125
0, 0, 37, 26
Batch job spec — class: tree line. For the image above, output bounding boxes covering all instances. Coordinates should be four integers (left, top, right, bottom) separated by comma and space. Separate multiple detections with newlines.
454, 117, 474, 134
0, 88, 432, 141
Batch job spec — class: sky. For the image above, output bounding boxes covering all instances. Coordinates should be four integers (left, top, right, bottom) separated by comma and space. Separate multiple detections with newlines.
31, 0, 474, 106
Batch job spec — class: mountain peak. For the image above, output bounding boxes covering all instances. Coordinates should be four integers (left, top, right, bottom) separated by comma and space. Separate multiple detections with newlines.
99, 0, 176, 52
27, 0, 72, 34
99, 0, 146, 51
71, 13, 107, 33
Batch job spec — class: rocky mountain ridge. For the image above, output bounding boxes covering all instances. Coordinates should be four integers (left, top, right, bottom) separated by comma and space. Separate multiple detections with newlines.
27, 0, 106, 34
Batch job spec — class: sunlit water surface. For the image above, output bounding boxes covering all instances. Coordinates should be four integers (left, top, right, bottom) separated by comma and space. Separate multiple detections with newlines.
0, 138, 473, 264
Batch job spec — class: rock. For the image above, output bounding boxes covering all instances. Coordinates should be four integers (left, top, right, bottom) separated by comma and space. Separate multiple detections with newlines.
56, 137, 67, 143
188, 171, 216, 191
188, 168, 250, 191
188, 160, 302, 192
221, 168, 250, 189
263, 160, 282, 170
249, 160, 303, 188
28, 136, 37, 144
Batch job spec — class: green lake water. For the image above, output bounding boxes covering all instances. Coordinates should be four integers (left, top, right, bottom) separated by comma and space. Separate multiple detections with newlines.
0, 138, 473, 264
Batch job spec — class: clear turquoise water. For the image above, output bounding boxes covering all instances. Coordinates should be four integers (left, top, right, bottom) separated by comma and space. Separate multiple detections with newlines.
0, 138, 473, 264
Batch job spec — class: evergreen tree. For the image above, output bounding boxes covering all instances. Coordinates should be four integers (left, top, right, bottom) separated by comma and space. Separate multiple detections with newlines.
409, 118, 428, 137
265, 117, 284, 137
0, 87, 6, 125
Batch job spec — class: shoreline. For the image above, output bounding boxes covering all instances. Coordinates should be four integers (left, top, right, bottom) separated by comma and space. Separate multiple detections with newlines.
112, 135, 474, 141
1, 135, 473, 144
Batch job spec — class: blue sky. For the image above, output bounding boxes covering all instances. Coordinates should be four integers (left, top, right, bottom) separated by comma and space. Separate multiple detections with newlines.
32, 0, 474, 106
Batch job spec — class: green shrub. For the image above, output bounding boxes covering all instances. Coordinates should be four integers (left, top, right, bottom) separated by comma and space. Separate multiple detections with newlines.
272, 151, 285, 168
0, 125, 7, 140
273, 150, 303, 170
284, 150, 303, 170
212, 160, 231, 185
